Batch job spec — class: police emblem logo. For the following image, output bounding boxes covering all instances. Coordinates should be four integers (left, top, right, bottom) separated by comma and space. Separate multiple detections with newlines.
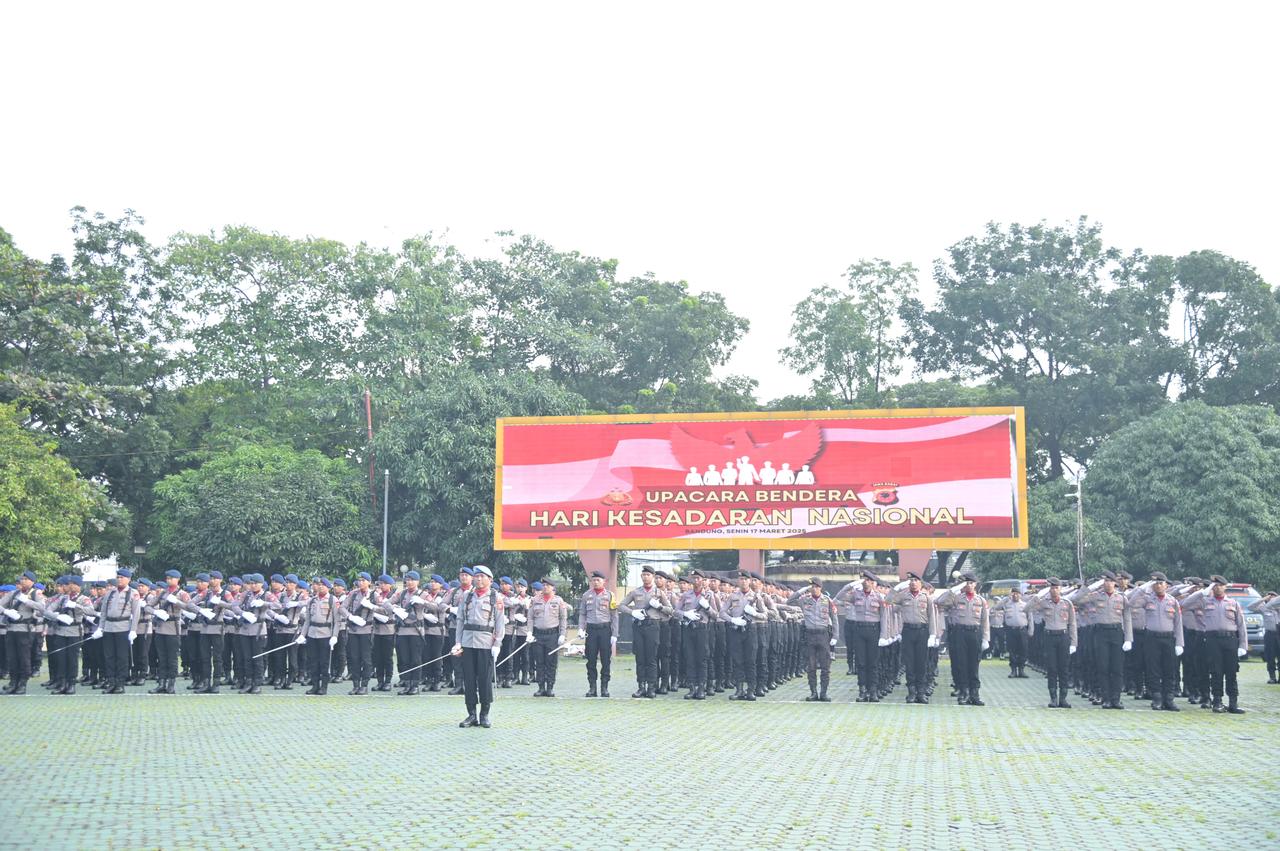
871, 482, 900, 506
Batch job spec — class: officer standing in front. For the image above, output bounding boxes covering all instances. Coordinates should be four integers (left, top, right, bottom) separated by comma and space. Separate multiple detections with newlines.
341, 572, 375, 695
994, 587, 1030, 678
297, 577, 339, 695
835, 570, 888, 702
884, 571, 937, 704
934, 570, 990, 706
94, 567, 140, 695
578, 571, 619, 697
1127, 571, 1184, 711
786, 577, 839, 702
451, 565, 506, 728
1068, 570, 1133, 709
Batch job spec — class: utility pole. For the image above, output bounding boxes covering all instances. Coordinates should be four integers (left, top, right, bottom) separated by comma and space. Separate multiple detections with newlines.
1072, 477, 1085, 584
382, 468, 390, 574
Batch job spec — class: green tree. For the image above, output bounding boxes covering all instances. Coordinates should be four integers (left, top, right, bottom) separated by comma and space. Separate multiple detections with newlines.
903, 217, 1177, 479
167, 227, 373, 389
979, 478, 1125, 581
781, 259, 917, 405
151, 443, 376, 578
1174, 250, 1280, 408
1084, 402, 1280, 591
375, 369, 587, 577
0, 403, 95, 580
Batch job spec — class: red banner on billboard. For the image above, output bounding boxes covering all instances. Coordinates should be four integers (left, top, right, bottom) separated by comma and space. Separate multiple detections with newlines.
494, 408, 1028, 551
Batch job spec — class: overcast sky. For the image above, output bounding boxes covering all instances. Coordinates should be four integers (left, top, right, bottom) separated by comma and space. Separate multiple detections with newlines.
4, 2, 1277, 402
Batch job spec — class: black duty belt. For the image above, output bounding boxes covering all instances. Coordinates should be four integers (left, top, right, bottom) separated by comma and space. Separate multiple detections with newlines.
851, 621, 880, 628
585, 622, 611, 629
462, 624, 489, 632
634, 619, 657, 627
1045, 629, 1067, 635
951, 624, 979, 631
533, 627, 558, 635
1209, 630, 1238, 638
1097, 623, 1122, 630
903, 623, 927, 629
107, 615, 131, 622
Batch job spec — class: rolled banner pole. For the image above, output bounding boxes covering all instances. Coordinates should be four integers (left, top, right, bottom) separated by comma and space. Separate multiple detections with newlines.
495, 642, 529, 669
48, 635, 94, 654
547, 640, 578, 656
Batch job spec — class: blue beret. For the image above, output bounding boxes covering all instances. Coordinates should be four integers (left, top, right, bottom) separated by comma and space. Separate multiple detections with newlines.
93, 580, 107, 588
164, 569, 181, 579
21, 570, 38, 582
298, 579, 310, 590
55, 576, 67, 585
318, 578, 332, 589
184, 584, 196, 593
449, 579, 460, 589
209, 570, 223, 580
499, 576, 512, 585
531, 581, 543, 591
228, 576, 243, 586
405, 570, 421, 581
34, 582, 45, 590
195, 572, 210, 582
140, 579, 155, 589
516, 578, 528, 586
66, 576, 82, 585
0, 584, 14, 592
459, 566, 474, 576
430, 574, 445, 585
333, 578, 346, 588
377, 574, 394, 585
116, 567, 132, 578
356, 572, 371, 581
285, 574, 299, 584
270, 573, 284, 584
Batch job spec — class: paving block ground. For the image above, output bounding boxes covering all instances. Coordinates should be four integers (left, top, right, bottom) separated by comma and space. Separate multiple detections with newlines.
1, 656, 1277, 850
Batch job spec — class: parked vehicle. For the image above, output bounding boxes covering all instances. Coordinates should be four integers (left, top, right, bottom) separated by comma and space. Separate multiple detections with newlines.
980, 578, 1048, 598
1225, 583, 1265, 655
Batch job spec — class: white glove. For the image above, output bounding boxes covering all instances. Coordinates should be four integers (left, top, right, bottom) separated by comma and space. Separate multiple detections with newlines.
525, 632, 536, 643
373, 612, 390, 623
152, 610, 170, 622
346, 614, 366, 627
91, 628, 103, 640
877, 638, 890, 647
424, 613, 439, 624
744, 605, 758, 617
1175, 645, 1184, 657
610, 635, 617, 645
294, 634, 307, 645
128, 630, 137, 644
392, 606, 408, 619
64, 598, 77, 610
698, 596, 710, 610
981, 640, 990, 651
731, 617, 747, 627
894, 580, 909, 591
491, 644, 501, 659
1122, 641, 1132, 652
451, 643, 463, 656
360, 597, 374, 610
951, 582, 967, 594
285, 599, 301, 609
513, 613, 527, 623
252, 598, 266, 608
631, 609, 646, 621
577, 628, 587, 639
648, 597, 662, 609
1069, 645, 1077, 655
682, 609, 699, 621
1237, 647, 1247, 658
829, 638, 838, 647
16, 593, 31, 604
927, 635, 938, 648
1089, 579, 1105, 591
329, 635, 338, 649
448, 605, 459, 616
241, 611, 257, 624
273, 612, 290, 624
894, 634, 902, 644
198, 607, 215, 619
411, 595, 426, 605
557, 635, 567, 645
166, 593, 180, 604
56, 613, 74, 626
3, 608, 20, 620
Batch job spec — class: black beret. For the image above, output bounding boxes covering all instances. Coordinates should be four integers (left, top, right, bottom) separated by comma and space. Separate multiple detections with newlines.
640, 566, 654, 574
738, 571, 752, 579
1117, 571, 1133, 581
1046, 577, 1062, 587
905, 572, 921, 581
1099, 570, 1117, 581
1209, 574, 1228, 585
960, 570, 978, 582
590, 571, 606, 579
809, 576, 823, 586
861, 570, 879, 582
1149, 571, 1168, 582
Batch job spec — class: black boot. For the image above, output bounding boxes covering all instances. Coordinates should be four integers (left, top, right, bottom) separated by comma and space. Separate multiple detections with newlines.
1161, 693, 1179, 711
1057, 688, 1071, 709
459, 713, 478, 728
585, 681, 597, 698
1151, 692, 1162, 711
1212, 698, 1224, 713
150, 678, 167, 695
317, 678, 328, 696
206, 678, 220, 694
1226, 695, 1245, 714
247, 678, 262, 694
600, 679, 610, 698
61, 682, 76, 695
478, 707, 491, 728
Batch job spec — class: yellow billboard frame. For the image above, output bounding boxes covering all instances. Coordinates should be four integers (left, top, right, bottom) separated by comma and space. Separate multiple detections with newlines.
493, 406, 1029, 552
